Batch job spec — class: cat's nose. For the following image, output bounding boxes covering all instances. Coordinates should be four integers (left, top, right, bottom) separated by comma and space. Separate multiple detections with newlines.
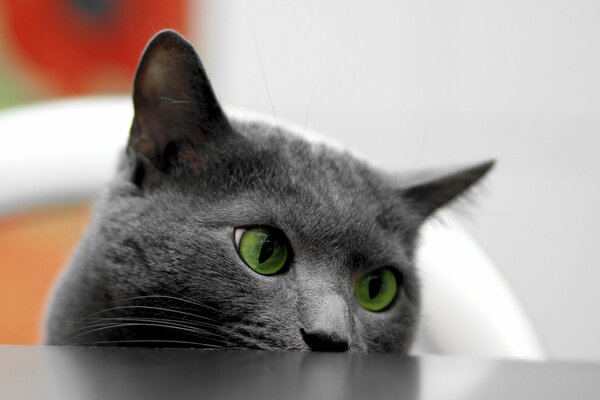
298, 292, 352, 351
301, 328, 349, 352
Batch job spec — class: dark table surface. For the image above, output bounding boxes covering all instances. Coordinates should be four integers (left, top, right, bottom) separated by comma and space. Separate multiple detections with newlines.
1, 345, 599, 400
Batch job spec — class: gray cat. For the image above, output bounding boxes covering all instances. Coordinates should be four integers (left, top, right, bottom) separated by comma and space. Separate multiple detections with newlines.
45, 30, 493, 352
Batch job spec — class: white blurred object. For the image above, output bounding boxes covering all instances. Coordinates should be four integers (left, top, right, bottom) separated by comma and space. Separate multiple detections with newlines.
0, 97, 131, 215
0, 97, 545, 360
413, 218, 546, 360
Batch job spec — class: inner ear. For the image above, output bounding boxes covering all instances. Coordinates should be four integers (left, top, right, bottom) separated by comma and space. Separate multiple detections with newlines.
128, 30, 234, 177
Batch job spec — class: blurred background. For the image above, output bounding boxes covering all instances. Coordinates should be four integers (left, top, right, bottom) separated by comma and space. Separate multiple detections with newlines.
1, 0, 599, 361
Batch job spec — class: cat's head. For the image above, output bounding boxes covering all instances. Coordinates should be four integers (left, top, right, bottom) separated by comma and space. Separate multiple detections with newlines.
46, 30, 493, 352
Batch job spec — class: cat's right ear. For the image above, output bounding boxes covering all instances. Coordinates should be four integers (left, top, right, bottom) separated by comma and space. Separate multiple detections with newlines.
397, 160, 495, 226
128, 30, 233, 185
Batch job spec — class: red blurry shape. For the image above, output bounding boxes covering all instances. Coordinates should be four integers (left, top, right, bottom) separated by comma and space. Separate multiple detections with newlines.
3, 0, 190, 95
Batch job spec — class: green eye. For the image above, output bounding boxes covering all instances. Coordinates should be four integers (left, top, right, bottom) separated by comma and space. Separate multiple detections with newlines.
234, 227, 290, 275
355, 267, 398, 312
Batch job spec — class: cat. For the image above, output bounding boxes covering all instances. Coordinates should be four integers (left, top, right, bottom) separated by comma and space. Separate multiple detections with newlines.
45, 30, 493, 353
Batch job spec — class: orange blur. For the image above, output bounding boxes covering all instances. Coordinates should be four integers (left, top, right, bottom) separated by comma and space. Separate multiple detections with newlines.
0, 204, 90, 344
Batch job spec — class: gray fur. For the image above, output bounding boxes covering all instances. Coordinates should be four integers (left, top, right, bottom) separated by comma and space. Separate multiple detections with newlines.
45, 30, 492, 352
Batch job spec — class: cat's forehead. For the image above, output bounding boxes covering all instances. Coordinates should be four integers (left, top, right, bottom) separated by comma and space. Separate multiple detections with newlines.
179, 116, 412, 265
196, 113, 404, 220
225, 107, 352, 156
227, 115, 381, 188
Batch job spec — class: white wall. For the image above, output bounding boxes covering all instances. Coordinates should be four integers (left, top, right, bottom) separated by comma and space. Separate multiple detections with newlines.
198, 0, 600, 361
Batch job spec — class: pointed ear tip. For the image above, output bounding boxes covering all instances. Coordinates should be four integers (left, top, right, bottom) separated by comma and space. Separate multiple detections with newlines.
144, 29, 192, 53
152, 29, 186, 41
135, 29, 198, 80
475, 159, 496, 175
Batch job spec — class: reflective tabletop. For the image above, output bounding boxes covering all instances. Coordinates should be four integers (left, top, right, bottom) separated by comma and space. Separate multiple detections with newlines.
1, 346, 599, 400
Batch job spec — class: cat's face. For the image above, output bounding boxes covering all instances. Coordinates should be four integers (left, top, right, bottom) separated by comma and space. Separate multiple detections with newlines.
45, 30, 492, 352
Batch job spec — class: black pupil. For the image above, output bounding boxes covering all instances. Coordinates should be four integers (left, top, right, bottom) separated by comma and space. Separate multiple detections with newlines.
258, 236, 276, 263
368, 272, 383, 299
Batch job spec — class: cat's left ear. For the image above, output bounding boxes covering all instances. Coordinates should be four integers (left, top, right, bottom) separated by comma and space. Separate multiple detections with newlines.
128, 30, 233, 175
398, 160, 495, 224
